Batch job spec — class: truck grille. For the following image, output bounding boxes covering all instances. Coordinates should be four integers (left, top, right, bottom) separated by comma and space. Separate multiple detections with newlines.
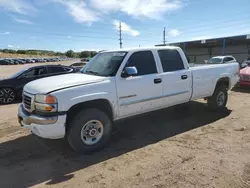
23, 94, 32, 109
22, 92, 34, 112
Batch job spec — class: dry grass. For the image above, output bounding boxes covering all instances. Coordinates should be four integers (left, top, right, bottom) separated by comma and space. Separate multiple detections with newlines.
0, 52, 58, 58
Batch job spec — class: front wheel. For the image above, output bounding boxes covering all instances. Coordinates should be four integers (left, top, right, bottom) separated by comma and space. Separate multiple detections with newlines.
207, 85, 228, 110
67, 108, 112, 153
0, 88, 16, 104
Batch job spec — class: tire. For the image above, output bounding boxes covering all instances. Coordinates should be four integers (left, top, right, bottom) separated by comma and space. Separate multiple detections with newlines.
0, 88, 16, 104
207, 85, 228, 110
67, 108, 112, 153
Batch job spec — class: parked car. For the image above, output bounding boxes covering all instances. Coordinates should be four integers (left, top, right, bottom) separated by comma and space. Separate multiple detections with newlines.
81, 58, 89, 62
18, 46, 239, 153
240, 58, 250, 69
5, 59, 15, 65
206, 56, 237, 64
239, 64, 250, 86
70, 62, 87, 71
0, 59, 10, 65
0, 65, 77, 104
16, 59, 26, 64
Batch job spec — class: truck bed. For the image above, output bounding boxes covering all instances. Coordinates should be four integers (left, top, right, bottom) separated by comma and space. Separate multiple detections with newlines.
189, 63, 239, 100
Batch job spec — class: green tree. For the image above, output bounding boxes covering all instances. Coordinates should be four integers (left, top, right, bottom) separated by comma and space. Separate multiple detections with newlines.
79, 51, 90, 58
90, 51, 97, 57
65, 50, 75, 58
16, 50, 27, 54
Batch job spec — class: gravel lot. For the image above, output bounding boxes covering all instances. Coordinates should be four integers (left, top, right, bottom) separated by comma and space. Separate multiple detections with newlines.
0, 64, 250, 188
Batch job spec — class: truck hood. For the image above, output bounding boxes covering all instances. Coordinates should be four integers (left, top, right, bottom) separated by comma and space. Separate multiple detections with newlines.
240, 66, 250, 75
24, 73, 105, 94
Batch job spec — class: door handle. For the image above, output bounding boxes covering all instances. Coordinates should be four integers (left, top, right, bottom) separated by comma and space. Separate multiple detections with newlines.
154, 78, 162, 84
181, 75, 188, 80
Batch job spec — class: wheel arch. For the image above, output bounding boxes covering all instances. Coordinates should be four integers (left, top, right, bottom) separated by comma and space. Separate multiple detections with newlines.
65, 99, 114, 133
214, 77, 230, 92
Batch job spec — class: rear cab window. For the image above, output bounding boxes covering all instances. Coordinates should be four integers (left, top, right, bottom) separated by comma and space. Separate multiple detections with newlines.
157, 49, 185, 72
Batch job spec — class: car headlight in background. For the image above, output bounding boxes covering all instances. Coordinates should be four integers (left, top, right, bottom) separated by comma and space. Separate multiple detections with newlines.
34, 94, 57, 113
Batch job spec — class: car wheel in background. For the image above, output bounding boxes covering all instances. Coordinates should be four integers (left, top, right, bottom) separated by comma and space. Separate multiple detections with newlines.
0, 88, 16, 104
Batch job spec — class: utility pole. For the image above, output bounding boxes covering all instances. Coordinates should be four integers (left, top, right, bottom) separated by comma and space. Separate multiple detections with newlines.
119, 21, 122, 49
163, 27, 166, 45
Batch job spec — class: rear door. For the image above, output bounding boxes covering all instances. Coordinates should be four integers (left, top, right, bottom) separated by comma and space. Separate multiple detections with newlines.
116, 50, 163, 118
157, 49, 192, 107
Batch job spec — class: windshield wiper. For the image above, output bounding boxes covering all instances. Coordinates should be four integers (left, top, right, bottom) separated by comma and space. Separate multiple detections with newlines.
85, 70, 100, 76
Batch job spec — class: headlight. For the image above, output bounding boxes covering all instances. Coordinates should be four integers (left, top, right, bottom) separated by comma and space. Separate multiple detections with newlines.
34, 94, 57, 112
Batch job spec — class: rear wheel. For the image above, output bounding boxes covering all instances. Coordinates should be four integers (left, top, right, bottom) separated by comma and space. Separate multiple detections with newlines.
207, 85, 228, 110
67, 108, 112, 153
0, 88, 16, 104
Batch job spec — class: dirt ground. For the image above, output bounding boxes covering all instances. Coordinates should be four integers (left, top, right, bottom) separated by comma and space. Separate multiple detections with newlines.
0, 64, 250, 188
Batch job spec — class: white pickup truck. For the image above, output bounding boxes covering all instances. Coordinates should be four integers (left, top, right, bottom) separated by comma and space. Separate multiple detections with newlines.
18, 46, 239, 153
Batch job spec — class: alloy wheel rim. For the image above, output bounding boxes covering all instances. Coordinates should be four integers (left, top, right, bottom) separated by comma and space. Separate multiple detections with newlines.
0, 88, 15, 104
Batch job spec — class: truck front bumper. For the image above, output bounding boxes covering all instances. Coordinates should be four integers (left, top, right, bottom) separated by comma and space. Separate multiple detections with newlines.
18, 104, 66, 139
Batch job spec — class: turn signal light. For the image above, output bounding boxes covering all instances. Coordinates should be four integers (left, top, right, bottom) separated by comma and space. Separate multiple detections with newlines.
45, 95, 57, 104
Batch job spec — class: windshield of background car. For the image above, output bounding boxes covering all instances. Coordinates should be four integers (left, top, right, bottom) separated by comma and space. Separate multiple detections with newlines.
207, 58, 222, 64
8, 68, 28, 78
81, 51, 127, 76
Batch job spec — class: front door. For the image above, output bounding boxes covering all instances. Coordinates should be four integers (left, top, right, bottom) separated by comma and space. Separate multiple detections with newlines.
116, 51, 163, 118
16, 67, 47, 94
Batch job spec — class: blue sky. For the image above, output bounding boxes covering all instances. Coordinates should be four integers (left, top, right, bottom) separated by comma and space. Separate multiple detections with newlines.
0, 0, 249, 52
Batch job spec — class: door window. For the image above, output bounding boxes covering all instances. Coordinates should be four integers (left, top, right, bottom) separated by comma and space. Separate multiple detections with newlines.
24, 67, 47, 77
47, 66, 66, 74
125, 51, 157, 76
158, 50, 185, 72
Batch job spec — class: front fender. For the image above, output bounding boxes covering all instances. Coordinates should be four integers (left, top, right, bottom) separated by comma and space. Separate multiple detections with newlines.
51, 80, 118, 119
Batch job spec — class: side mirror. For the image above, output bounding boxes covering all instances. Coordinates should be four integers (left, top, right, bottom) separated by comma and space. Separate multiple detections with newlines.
121, 66, 138, 78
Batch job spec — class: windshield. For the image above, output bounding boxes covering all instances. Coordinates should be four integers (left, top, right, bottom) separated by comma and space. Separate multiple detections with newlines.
207, 58, 223, 64
81, 51, 127, 76
9, 68, 27, 78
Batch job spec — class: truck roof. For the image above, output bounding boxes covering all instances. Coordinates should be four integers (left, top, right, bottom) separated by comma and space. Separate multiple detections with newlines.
100, 46, 180, 53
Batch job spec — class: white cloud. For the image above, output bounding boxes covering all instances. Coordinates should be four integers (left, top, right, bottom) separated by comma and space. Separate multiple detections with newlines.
191, 36, 211, 41
67, 36, 71, 39
168, 29, 181, 37
17, 45, 20, 48
113, 20, 140, 37
0, 0, 36, 14
29, 36, 36, 39
90, 0, 183, 19
54, 0, 100, 24
3, 32, 10, 35
50, 0, 183, 24
14, 18, 33, 24
7, 45, 13, 48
